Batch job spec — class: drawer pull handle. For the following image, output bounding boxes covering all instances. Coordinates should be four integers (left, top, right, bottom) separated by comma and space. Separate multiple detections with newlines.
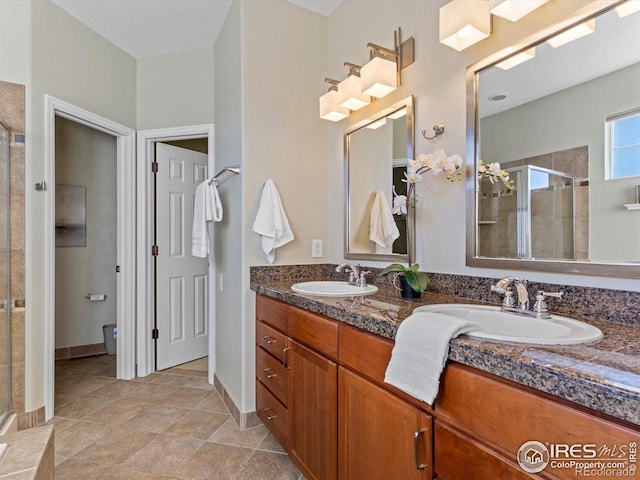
282, 347, 291, 370
262, 368, 277, 379
262, 336, 277, 345
263, 408, 278, 421
414, 428, 427, 470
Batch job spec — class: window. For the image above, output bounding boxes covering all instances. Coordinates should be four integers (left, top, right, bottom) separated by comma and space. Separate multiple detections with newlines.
606, 109, 640, 179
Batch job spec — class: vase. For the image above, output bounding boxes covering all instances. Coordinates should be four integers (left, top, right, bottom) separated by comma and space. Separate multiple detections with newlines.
399, 275, 422, 299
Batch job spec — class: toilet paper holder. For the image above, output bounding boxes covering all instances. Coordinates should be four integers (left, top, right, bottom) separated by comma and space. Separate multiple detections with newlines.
86, 294, 107, 302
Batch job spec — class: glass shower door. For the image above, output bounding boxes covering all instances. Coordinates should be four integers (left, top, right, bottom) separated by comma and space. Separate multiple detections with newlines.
0, 122, 10, 424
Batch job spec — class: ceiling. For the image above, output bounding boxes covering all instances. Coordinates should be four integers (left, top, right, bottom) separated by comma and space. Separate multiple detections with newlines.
51, 0, 342, 59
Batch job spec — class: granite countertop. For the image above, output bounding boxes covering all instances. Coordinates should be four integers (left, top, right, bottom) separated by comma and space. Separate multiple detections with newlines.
251, 275, 640, 428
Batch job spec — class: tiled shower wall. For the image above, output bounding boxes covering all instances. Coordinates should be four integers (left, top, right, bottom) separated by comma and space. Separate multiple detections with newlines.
0, 80, 26, 419
479, 145, 589, 260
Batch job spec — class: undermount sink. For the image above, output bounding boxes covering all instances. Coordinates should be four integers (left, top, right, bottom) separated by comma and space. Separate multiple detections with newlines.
291, 281, 378, 297
414, 304, 603, 345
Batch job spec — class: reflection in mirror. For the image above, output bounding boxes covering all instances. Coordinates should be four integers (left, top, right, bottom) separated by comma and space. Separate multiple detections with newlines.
467, 2, 640, 277
345, 96, 414, 262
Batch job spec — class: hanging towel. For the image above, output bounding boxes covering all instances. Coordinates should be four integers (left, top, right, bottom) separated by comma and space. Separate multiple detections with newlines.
384, 312, 478, 405
252, 180, 294, 263
369, 190, 400, 249
191, 181, 223, 258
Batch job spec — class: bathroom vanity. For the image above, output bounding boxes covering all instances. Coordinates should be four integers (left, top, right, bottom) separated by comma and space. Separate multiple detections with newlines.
252, 269, 640, 480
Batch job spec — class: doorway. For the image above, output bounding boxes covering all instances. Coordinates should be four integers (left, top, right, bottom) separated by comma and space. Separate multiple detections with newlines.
137, 125, 215, 382
44, 96, 136, 421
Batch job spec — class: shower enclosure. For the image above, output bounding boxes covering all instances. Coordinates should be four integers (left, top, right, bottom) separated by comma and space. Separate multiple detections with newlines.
0, 120, 10, 425
478, 165, 576, 260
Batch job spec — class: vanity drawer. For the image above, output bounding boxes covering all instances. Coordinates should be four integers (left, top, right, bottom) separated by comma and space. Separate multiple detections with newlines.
436, 363, 640, 466
257, 321, 289, 363
256, 294, 288, 333
338, 324, 393, 385
435, 421, 531, 480
257, 380, 290, 451
256, 346, 288, 404
289, 306, 338, 360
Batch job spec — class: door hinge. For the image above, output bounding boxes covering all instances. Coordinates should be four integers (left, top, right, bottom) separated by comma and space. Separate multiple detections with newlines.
152, 328, 159, 339
151, 161, 159, 173
151, 245, 159, 256
115, 265, 120, 273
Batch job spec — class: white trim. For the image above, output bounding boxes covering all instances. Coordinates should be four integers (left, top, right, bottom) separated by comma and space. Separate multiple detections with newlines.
136, 125, 215, 380
44, 96, 136, 421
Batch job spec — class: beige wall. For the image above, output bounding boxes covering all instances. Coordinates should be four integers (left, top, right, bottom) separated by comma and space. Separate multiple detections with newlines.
213, 0, 329, 413
137, 48, 215, 130
326, 0, 639, 292
27, 0, 136, 411
55, 117, 117, 349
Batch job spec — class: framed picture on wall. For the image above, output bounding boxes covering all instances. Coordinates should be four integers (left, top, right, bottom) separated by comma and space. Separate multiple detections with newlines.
55, 185, 86, 247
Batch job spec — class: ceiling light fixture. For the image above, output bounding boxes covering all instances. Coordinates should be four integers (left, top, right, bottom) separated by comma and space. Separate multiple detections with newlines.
488, 0, 549, 22
439, 0, 492, 51
496, 47, 536, 70
547, 20, 595, 48
319, 78, 349, 122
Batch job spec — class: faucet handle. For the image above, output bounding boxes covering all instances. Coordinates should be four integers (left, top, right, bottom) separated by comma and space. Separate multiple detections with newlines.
502, 288, 516, 308
357, 270, 372, 287
533, 290, 563, 315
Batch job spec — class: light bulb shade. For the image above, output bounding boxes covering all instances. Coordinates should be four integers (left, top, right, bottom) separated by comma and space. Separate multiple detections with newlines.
361, 56, 397, 98
338, 75, 370, 111
496, 47, 536, 70
439, 0, 491, 51
488, 0, 548, 22
547, 19, 595, 48
319, 90, 348, 122
615, 0, 640, 18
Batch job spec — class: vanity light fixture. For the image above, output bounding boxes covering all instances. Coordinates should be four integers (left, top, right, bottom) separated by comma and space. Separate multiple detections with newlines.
615, 0, 640, 17
319, 78, 349, 122
496, 47, 536, 70
361, 27, 415, 99
488, 0, 549, 22
439, 0, 492, 51
337, 63, 370, 111
547, 19, 595, 48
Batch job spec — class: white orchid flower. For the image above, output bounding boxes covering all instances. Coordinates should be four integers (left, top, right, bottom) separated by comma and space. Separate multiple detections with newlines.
402, 171, 423, 184
408, 158, 423, 169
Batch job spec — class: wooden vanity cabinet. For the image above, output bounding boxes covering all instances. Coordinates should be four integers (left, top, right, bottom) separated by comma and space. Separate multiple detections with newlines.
435, 363, 640, 480
256, 294, 434, 480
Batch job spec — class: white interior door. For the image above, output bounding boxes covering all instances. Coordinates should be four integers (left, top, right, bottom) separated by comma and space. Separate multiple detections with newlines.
155, 143, 209, 370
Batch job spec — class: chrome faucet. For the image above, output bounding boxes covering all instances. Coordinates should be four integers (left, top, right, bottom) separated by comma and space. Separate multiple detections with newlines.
491, 276, 564, 319
336, 263, 371, 287
491, 276, 530, 310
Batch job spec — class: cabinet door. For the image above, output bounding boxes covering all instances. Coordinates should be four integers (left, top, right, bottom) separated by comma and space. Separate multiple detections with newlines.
339, 367, 433, 480
290, 340, 338, 480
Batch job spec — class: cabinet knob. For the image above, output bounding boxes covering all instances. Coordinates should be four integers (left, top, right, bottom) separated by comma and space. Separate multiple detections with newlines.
262, 408, 278, 421
262, 368, 277, 379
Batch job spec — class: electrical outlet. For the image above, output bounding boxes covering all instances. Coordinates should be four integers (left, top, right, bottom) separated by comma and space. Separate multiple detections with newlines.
312, 239, 323, 258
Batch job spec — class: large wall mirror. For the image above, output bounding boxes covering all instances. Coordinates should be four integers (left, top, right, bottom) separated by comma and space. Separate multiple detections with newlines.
466, 1, 640, 278
345, 96, 415, 262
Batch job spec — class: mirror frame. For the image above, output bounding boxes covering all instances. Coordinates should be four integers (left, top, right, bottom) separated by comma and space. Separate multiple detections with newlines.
344, 95, 415, 262
465, 0, 640, 279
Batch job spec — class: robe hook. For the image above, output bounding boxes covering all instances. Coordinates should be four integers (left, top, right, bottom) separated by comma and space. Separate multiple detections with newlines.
422, 123, 445, 140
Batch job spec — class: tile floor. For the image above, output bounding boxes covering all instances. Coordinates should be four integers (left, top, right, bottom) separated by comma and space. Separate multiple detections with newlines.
51, 355, 303, 479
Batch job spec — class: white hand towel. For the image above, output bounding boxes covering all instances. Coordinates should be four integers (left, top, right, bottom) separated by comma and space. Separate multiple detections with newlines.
369, 190, 400, 248
384, 312, 478, 405
192, 181, 209, 258
252, 180, 294, 263
192, 181, 223, 258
